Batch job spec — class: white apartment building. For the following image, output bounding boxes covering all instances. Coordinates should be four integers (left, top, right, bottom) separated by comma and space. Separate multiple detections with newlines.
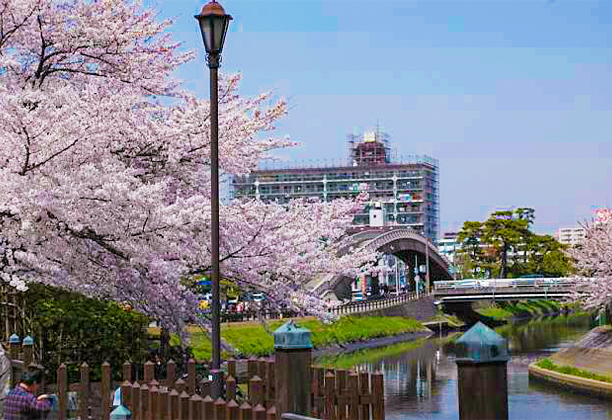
555, 227, 586, 246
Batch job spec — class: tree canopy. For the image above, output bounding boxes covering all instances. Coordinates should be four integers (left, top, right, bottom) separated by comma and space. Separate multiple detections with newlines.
0, 0, 377, 331
455, 208, 573, 278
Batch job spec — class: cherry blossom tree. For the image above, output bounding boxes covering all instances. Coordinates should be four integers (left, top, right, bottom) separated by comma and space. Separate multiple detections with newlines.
0, 0, 377, 331
569, 209, 612, 313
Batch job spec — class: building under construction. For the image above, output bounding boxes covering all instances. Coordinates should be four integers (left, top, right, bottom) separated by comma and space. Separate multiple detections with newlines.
232, 129, 440, 241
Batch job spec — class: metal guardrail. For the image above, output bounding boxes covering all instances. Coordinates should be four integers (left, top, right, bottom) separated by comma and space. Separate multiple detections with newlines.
434, 277, 580, 291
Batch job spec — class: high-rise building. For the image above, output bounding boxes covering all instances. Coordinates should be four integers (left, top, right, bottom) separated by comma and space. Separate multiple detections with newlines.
232, 130, 440, 241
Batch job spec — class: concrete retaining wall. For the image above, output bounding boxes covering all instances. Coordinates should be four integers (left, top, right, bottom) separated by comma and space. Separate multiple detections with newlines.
528, 363, 612, 399
354, 296, 437, 320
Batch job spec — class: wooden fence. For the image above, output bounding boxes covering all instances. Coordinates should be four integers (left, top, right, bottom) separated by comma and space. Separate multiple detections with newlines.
7, 342, 385, 420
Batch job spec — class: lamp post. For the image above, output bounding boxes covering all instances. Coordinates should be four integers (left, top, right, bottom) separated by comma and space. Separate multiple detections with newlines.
195, 0, 232, 399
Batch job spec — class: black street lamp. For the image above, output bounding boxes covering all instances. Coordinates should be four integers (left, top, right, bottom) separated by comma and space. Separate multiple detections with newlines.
195, 0, 232, 399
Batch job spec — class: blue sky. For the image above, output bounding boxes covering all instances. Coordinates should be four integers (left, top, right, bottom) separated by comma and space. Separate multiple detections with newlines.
149, 0, 612, 235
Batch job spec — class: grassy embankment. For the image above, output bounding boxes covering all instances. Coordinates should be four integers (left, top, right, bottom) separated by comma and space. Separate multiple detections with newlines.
163, 316, 426, 360
535, 358, 612, 384
476, 300, 568, 320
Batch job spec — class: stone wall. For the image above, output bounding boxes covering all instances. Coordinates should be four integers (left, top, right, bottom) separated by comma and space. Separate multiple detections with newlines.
353, 295, 437, 320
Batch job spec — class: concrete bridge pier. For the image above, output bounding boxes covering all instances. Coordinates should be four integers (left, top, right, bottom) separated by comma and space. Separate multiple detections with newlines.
442, 301, 505, 327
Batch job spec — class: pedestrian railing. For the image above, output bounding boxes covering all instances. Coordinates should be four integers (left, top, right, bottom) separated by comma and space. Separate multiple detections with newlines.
329, 291, 431, 316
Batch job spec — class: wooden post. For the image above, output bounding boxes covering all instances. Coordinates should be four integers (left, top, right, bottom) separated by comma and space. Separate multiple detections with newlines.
169, 389, 179, 420
248, 357, 258, 380
274, 321, 312, 419
372, 371, 385, 420
249, 375, 262, 407
57, 363, 68, 420
131, 382, 141, 420
200, 377, 212, 398
226, 375, 237, 402
336, 369, 347, 395
238, 402, 252, 420
140, 383, 149, 420
121, 380, 132, 413
123, 361, 133, 383
227, 358, 237, 379
101, 362, 112, 420
253, 404, 266, 420
359, 372, 369, 420
457, 361, 508, 420
190, 394, 203, 420
456, 321, 509, 420
174, 378, 186, 394
150, 385, 159, 420
144, 361, 154, 384
226, 399, 239, 420
202, 395, 214, 419
214, 397, 227, 420
166, 359, 176, 389
347, 371, 359, 420
159, 387, 169, 420
324, 372, 335, 420
266, 359, 275, 404
179, 391, 190, 420
188, 358, 197, 395
312, 366, 324, 418
79, 362, 90, 420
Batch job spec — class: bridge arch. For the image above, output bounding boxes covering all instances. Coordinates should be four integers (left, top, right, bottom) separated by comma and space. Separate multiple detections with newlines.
322, 228, 453, 300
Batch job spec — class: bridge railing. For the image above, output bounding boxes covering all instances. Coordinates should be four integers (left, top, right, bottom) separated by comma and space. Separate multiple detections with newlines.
434, 277, 579, 291
329, 291, 432, 316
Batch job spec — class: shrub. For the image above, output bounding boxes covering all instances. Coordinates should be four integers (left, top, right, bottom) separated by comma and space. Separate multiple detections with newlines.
22, 284, 150, 382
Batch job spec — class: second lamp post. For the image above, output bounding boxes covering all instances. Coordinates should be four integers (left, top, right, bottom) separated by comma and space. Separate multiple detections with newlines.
195, 0, 232, 399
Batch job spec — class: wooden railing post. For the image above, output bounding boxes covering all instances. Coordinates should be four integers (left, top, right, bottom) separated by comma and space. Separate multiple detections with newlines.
187, 358, 196, 394
238, 401, 252, 420
190, 394, 203, 420
372, 371, 385, 420
79, 362, 90, 420
123, 360, 132, 383
101, 362, 112, 420
144, 361, 154, 384
131, 382, 141, 420
324, 371, 335, 420
179, 391, 190, 420
57, 363, 68, 420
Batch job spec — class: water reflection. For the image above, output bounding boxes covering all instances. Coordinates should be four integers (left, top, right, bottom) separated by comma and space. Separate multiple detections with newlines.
317, 314, 612, 419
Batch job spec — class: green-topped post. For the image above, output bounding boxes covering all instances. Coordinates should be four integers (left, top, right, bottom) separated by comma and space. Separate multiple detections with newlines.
110, 404, 132, 420
273, 320, 312, 419
455, 321, 509, 420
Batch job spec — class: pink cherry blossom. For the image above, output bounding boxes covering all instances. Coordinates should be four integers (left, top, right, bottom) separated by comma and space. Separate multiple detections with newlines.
0, 0, 378, 332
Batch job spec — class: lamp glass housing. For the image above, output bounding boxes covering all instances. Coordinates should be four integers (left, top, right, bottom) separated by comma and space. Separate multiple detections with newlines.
196, 13, 232, 55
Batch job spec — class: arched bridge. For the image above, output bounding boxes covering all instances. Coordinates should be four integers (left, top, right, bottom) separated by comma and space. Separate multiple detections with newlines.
313, 227, 453, 300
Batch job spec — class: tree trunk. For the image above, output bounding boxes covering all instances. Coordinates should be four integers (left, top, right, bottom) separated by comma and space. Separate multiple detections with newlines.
500, 243, 508, 279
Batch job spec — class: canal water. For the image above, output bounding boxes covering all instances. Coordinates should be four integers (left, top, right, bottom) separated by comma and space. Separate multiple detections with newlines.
317, 314, 612, 419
